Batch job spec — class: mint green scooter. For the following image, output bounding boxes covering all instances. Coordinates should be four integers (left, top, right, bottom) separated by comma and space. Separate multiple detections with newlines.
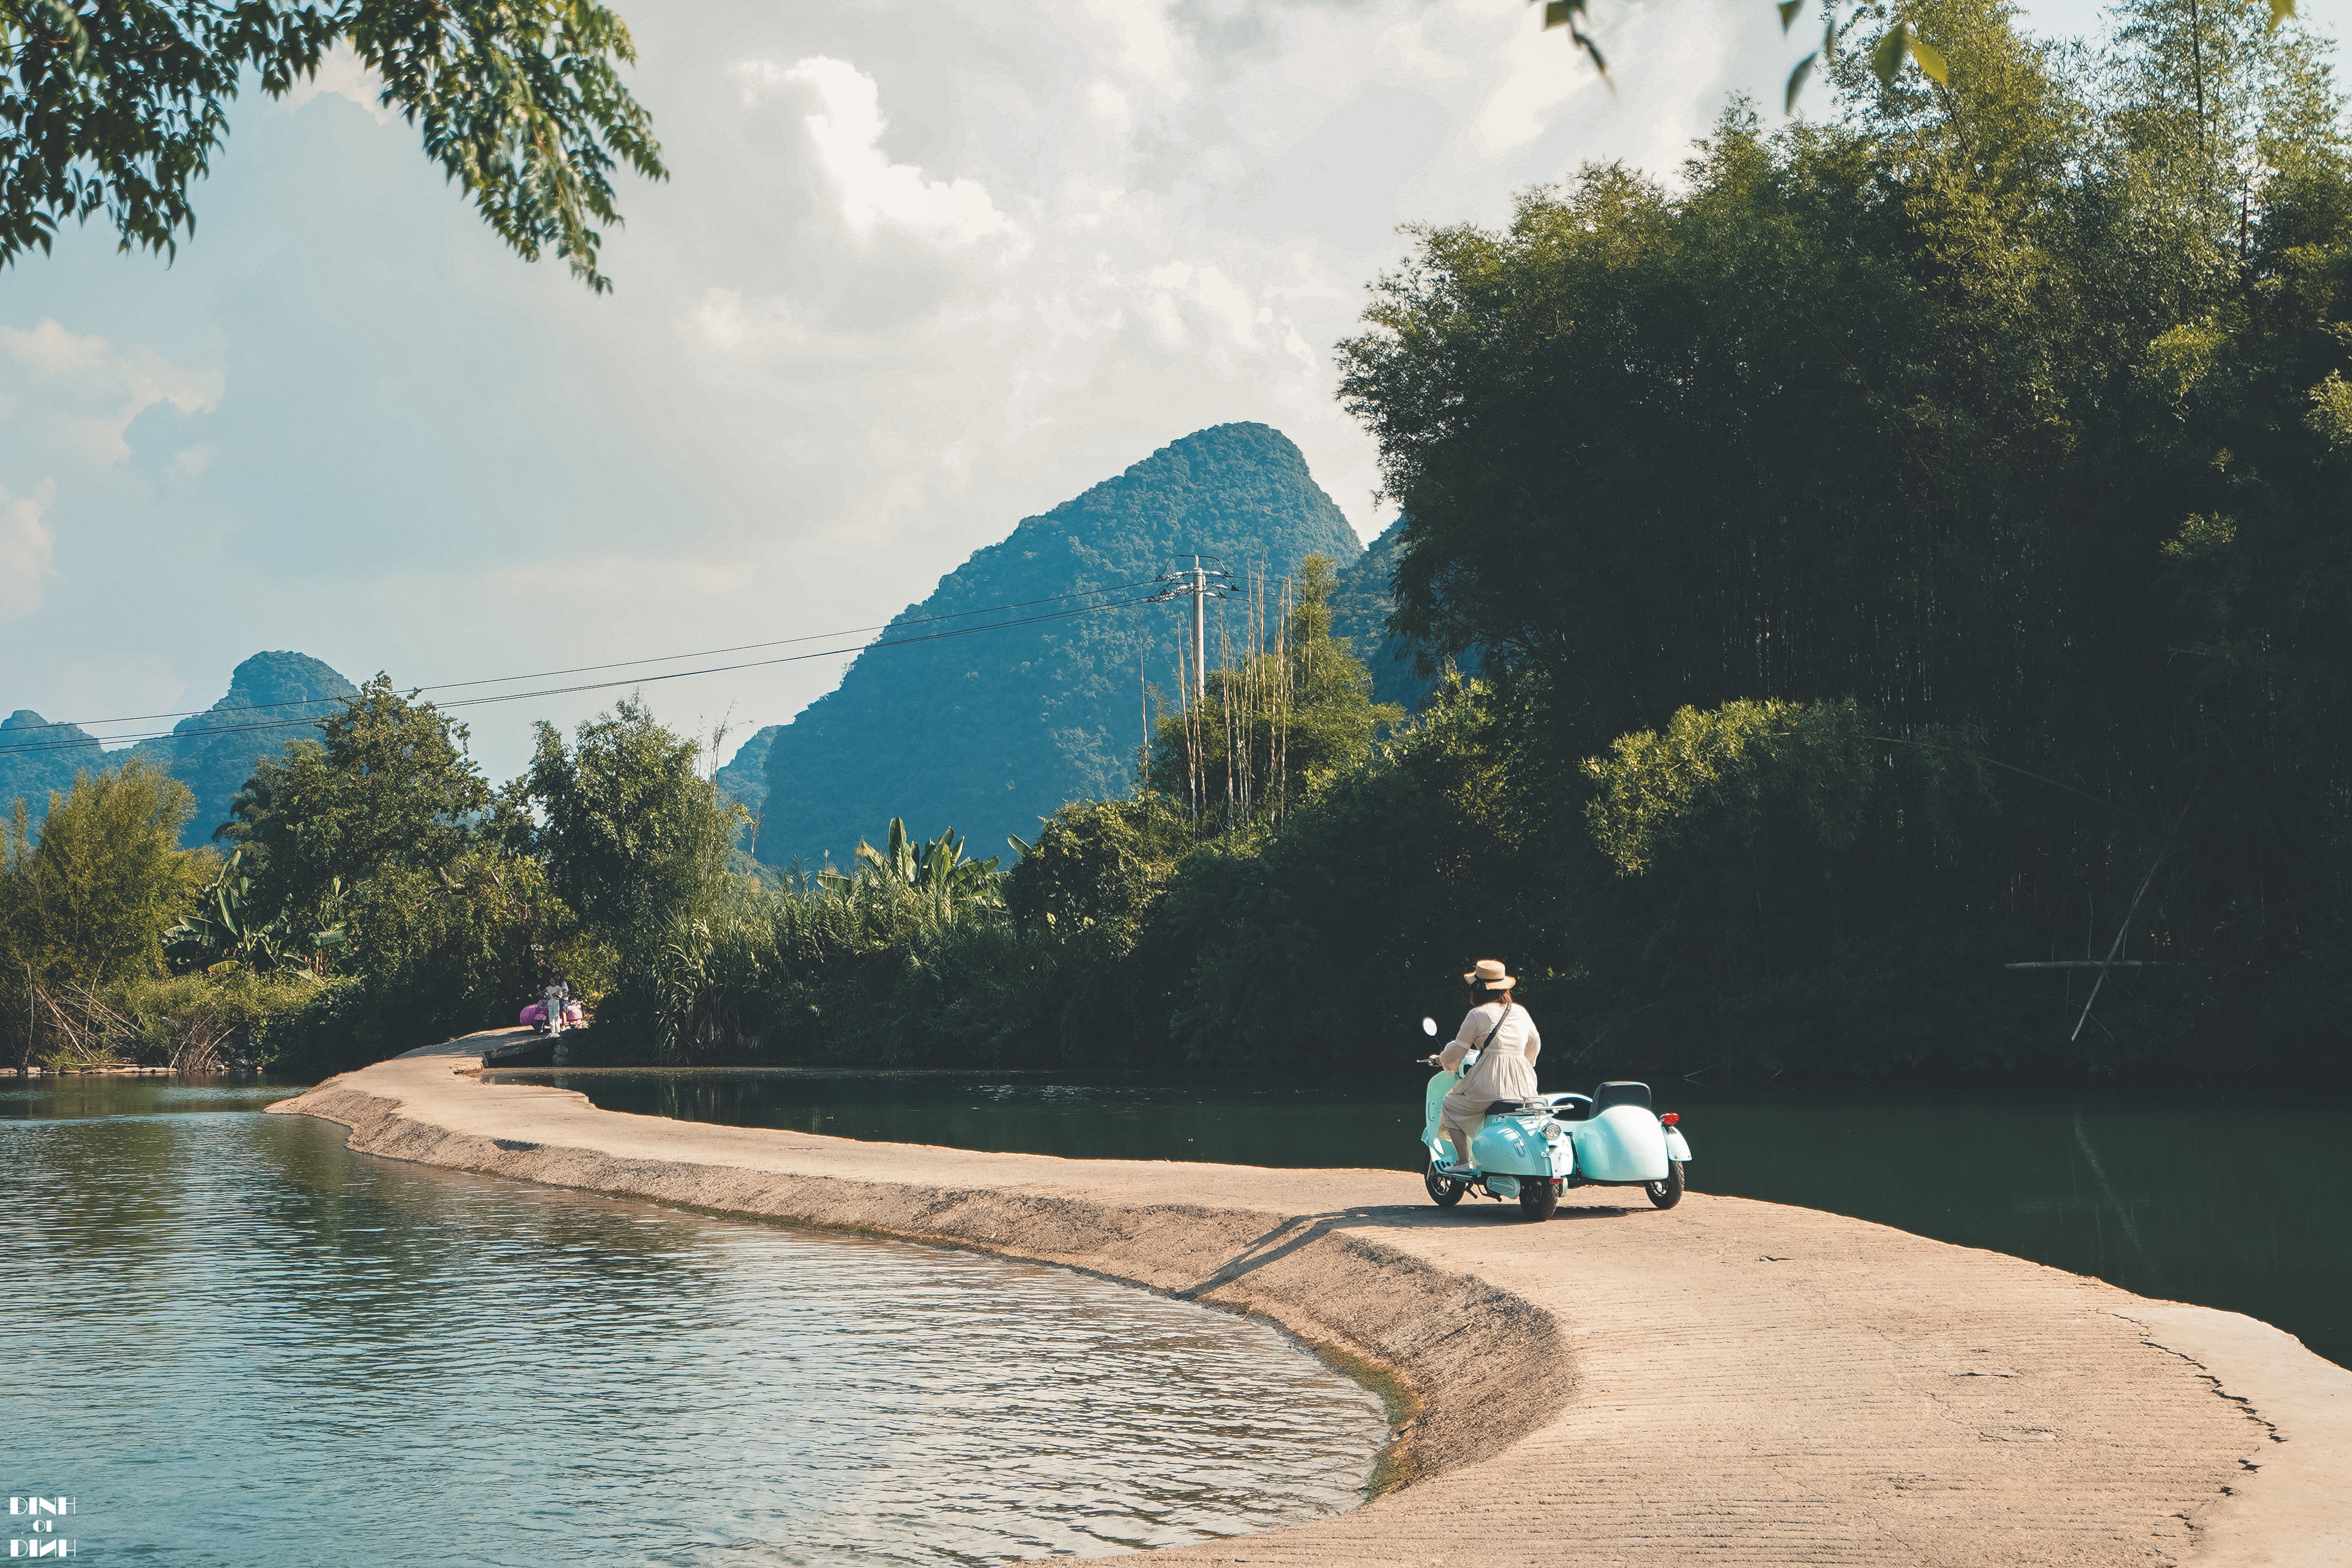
1416, 1016, 1693, 1220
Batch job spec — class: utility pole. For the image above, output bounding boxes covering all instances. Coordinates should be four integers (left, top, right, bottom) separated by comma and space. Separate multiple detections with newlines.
1147, 555, 1232, 708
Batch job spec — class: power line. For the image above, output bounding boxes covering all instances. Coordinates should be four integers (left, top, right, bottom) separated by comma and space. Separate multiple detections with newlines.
0, 592, 1168, 761
1, 577, 1171, 740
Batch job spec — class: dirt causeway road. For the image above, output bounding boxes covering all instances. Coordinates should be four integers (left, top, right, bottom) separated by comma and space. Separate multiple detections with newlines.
272, 1031, 2351, 1567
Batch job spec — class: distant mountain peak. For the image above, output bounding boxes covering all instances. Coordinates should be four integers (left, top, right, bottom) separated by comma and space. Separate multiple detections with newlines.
216, 651, 360, 713
749, 422, 1363, 868
124, 653, 359, 844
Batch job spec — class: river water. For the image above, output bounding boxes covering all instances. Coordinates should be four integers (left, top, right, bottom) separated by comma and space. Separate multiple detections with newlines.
0, 1078, 1387, 1566
510, 1067, 2352, 1371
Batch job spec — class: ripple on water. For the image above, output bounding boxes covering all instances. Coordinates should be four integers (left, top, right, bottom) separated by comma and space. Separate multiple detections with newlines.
0, 1082, 1387, 1565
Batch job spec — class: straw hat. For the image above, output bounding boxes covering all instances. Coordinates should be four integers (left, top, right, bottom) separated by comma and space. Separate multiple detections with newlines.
1462, 958, 1515, 988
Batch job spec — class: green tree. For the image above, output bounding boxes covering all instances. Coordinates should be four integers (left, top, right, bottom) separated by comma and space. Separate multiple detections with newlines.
529, 697, 743, 944
201, 681, 561, 1074
1144, 556, 1402, 830
1, 760, 207, 995
1330, 0, 2352, 1074
225, 676, 491, 921
1, 0, 663, 289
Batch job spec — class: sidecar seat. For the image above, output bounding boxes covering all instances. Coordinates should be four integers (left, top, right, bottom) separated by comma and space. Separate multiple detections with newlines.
1592, 1080, 1652, 1111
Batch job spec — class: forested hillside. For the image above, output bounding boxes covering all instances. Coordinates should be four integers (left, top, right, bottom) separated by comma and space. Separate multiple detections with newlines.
712, 725, 774, 834
130, 653, 358, 845
0, 710, 106, 827
1, 653, 357, 846
1329, 515, 1478, 711
749, 423, 1363, 868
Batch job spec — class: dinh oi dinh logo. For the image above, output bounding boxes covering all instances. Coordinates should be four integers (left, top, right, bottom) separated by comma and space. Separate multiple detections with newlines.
7, 1497, 75, 1559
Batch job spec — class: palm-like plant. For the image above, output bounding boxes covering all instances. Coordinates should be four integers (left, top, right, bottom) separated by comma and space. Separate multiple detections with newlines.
166, 847, 348, 975
841, 819, 1002, 914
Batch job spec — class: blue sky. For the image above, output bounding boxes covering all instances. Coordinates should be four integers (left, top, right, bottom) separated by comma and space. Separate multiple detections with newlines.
1, 0, 2342, 784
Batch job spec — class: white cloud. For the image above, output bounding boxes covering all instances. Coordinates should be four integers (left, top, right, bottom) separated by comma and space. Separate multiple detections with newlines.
1472, 8, 1610, 154
0, 480, 57, 620
164, 444, 215, 482
679, 289, 891, 361
0, 321, 223, 464
740, 56, 1021, 249
0, 0, 1790, 777
1065, 0, 1188, 90
286, 42, 397, 124
1085, 80, 1132, 127
2, 318, 109, 381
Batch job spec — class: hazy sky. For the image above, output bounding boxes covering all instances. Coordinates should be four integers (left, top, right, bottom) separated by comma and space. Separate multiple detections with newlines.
1, 0, 2342, 783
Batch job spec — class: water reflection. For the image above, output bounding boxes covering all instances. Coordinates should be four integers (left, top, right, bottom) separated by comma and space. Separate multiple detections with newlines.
0, 1079, 1386, 1565
518, 1067, 2352, 1371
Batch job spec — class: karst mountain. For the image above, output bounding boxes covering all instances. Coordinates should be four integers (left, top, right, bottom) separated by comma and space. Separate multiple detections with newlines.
737, 422, 1414, 869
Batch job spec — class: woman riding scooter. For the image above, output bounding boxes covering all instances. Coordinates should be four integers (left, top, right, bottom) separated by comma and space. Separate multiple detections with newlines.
1436, 959, 1542, 1175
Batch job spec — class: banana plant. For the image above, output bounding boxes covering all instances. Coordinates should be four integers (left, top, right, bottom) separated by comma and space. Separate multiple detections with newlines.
166, 849, 347, 975
849, 819, 1002, 911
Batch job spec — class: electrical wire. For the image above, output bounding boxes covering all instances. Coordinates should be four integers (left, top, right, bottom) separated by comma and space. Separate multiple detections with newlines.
0, 591, 1167, 760
0, 576, 1172, 740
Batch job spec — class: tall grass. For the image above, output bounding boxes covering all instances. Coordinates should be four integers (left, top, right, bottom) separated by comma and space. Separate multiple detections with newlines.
623, 869, 1061, 1068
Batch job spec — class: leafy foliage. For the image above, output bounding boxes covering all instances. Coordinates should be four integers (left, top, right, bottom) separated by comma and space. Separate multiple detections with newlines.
829, 818, 1001, 914
2, 760, 206, 994
529, 696, 742, 941
1583, 699, 1878, 876
1330, 0, 2352, 1075
222, 673, 490, 913
164, 844, 347, 973
1143, 555, 1404, 832
157, 681, 569, 1075
0, 761, 217, 1070
0, 0, 663, 289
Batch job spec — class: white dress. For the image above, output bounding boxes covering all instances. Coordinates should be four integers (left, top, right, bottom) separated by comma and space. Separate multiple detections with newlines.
1439, 1000, 1542, 1126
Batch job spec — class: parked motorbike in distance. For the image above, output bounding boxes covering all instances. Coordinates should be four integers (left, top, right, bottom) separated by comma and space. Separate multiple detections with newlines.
1416, 1016, 1692, 1219
520, 982, 583, 1036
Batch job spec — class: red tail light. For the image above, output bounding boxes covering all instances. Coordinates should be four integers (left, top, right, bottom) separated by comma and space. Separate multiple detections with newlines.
1660, 1112, 1679, 1125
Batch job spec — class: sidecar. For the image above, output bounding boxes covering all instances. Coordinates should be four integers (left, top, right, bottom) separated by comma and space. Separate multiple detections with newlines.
1422, 1055, 1692, 1216
1542, 1081, 1692, 1208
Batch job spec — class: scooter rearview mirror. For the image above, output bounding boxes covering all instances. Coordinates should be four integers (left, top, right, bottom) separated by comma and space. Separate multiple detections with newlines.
1421, 1016, 1438, 1037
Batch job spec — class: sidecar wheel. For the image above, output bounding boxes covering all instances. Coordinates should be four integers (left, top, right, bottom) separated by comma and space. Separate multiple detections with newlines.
1423, 1158, 1466, 1208
1518, 1178, 1559, 1222
1646, 1160, 1686, 1210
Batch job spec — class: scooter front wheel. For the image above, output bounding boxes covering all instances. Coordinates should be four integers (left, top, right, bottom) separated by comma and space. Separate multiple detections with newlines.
1423, 1158, 1466, 1208
1646, 1160, 1686, 1210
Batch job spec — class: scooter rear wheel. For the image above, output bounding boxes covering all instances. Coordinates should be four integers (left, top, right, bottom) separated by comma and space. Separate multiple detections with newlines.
1646, 1160, 1686, 1210
1519, 1177, 1559, 1221
1423, 1158, 1466, 1208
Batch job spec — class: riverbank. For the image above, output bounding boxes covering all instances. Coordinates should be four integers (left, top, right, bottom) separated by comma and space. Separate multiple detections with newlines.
272, 1030, 2351, 1566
